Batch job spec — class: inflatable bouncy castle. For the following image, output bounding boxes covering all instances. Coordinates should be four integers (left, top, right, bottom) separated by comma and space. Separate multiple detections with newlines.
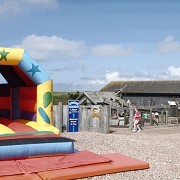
0, 47, 75, 160
0, 47, 58, 134
0, 47, 149, 179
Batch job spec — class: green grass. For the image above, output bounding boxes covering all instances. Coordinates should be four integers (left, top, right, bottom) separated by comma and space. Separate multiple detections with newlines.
53, 92, 79, 105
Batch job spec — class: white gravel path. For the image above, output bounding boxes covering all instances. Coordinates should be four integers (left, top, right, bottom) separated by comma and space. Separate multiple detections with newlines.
62, 126, 180, 180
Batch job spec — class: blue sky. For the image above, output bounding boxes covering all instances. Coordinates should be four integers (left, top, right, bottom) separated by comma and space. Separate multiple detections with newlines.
1, 0, 180, 92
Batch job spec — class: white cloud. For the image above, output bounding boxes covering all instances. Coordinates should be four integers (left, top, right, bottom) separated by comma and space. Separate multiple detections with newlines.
115, 77, 153, 81
23, 0, 57, 6
166, 66, 180, 77
105, 71, 152, 82
81, 71, 117, 86
87, 71, 153, 87
0, 1, 20, 15
88, 79, 105, 85
13, 34, 135, 61
13, 34, 86, 60
105, 71, 120, 82
104, 71, 154, 83
157, 35, 180, 53
53, 66, 180, 92
142, 71, 148, 76
0, 0, 58, 15
91, 44, 134, 57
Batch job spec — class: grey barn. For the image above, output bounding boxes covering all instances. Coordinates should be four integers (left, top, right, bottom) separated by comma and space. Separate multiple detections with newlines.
100, 80, 180, 107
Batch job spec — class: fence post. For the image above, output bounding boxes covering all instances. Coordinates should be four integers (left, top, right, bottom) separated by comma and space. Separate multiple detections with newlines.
124, 109, 127, 126
129, 106, 134, 130
100, 105, 110, 134
53, 103, 62, 131
150, 108, 153, 126
161, 109, 164, 125
165, 110, 168, 125
140, 111, 144, 127
63, 105, 68, 131
79, 106, 89, 132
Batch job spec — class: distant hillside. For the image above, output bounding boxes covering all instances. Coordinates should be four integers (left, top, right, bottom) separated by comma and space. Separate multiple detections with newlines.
53, 91, 80, 105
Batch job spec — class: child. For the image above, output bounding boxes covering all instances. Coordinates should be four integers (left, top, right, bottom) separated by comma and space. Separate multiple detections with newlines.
133, 107, 142, 132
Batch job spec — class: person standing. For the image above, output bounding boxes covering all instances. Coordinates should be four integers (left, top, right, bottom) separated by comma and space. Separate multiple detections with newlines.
155, 112, 159, 123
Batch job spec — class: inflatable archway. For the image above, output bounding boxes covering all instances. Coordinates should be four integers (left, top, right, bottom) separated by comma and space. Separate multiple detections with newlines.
0, 47, 59, 134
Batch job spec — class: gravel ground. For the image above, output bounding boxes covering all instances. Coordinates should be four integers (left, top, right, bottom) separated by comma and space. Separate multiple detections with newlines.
62, 126, 180, 180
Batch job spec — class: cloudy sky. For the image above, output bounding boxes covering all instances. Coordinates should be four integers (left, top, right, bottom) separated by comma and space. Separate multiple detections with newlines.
1, 0, 180, 92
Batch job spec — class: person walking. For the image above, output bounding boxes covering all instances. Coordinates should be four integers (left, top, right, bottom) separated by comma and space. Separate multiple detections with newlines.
132, 107, 142, 132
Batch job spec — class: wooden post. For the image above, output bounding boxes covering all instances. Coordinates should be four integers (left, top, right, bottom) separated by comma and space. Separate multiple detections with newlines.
53, 103, 62, 131
150, 108, 153, 126
141, 111, 144, 127
161, 109, 164, 125
62, 105, 68, 131
79, 106, 90, 132
101, 105, 110, 134
124, 109, 127, 126
129, 106, 134, 130
78, 105, 82, 131
165, 110, 168, 125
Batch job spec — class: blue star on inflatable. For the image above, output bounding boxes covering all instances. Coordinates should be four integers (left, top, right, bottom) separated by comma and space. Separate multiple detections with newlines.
27, 63, 41, 77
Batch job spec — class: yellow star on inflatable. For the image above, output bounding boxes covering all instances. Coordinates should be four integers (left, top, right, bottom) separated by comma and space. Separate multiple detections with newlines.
0, 49, 10, 61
